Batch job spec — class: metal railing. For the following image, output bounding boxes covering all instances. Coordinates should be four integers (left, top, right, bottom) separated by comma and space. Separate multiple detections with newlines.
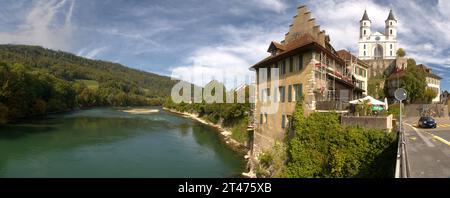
395, 123, 410, 178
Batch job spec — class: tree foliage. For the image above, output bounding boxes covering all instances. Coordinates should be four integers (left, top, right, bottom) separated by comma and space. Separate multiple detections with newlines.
368, 75, 385, 99
424, 88, 438, 103
0, 45, 178, 123
396, 48, 406, 57
163, 84, 251, 143
401, 59, 426, 103
282, 103, 398, 178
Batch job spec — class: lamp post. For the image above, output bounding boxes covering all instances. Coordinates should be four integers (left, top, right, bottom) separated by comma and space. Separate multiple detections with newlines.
394, 88, 407, 178
395, 88, 407, 133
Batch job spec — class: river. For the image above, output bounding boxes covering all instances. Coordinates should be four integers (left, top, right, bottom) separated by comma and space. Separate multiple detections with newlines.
0, 108, 245, 178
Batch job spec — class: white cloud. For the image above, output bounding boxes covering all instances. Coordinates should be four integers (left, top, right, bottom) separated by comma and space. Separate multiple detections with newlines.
170, 25, 284, 89
253, 0, 287, 13
0, 0, 75, 51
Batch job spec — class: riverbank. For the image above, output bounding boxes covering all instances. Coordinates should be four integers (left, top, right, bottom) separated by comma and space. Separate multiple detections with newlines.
163, 108, 249, 155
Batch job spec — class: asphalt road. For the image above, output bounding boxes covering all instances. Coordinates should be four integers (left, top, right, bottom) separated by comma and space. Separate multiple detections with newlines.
403, 117, 450, 178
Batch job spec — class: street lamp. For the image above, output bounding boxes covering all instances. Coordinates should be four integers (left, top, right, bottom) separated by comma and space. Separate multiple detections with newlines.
394, 88, 407, 133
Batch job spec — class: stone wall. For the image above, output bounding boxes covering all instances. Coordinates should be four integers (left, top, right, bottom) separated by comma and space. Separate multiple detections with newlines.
364, 59, 396, 78
341, 114, 393, 132
404, 104, 449, 118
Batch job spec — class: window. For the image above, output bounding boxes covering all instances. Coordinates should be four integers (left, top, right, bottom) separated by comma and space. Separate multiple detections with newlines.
364, 22, 366, 26
390, 22, 392, 26
390, 44, 393, 49
288, 85, 292, 102
298, 55, 303, 71
281, 114, 286, 129
279, 86, 285, 103
262, 88, 270, 103
274, 86, 279, 102
256, 69, 259, 84
390, 29, 393, 35
267, 66, 271, 81
289, 57, 294, 73
260, 114, 263, 124
364, 51, 366, 56
264, 113, 268, 124
293, 84, 303, 101
390, 51, 393, 56
364, 44, 366, 49
363, 69, 366, 77
363, 30, 366, 35
287, 115, 293, 130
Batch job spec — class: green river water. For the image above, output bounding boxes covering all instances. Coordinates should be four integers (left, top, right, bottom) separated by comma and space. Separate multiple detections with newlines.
0, 108, 245, 178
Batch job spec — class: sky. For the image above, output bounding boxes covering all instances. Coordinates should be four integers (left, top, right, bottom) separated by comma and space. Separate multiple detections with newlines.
0, 0, 449, 91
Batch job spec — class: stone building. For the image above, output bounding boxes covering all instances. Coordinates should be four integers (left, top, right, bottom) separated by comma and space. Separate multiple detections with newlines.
337, 49, 369, 98
250, 6, 364, 153
385, 64, 442, 103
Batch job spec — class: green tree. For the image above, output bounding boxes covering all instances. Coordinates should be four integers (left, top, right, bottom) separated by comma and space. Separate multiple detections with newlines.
32, 99, 47, 115
424, 88, 438, 103
0, 103, 8, 123
401, 59, 426, 103
396, 48, 406, 57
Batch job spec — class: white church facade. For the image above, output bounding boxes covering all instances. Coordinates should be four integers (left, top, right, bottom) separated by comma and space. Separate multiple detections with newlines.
358, 10, 398, 60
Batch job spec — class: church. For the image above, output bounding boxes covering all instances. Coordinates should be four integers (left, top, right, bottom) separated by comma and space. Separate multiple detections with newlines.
358, 10, 398, 60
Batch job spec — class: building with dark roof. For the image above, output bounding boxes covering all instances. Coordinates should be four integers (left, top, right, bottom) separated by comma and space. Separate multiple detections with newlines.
250, 5, 365, 152
385, 64, 442, 103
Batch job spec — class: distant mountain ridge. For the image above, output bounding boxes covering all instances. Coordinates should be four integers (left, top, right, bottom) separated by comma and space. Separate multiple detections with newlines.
0, 44, 177, 98
0, 44, 178, 122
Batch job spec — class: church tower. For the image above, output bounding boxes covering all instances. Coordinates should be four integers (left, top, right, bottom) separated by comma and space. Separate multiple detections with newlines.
358, 9, 399, 77
360, 10, 371, 39
385, 10, 397, 39
359, 10, 371, 59
385, 10, 397, 58
358, 9, 398, 61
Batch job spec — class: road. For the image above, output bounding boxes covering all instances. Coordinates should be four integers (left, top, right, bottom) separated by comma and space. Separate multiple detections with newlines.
403, 117, 450, 178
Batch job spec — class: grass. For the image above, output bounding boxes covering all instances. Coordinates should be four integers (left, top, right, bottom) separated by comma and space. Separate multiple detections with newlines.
230, 118, 249, 144
75, 79, 99, 90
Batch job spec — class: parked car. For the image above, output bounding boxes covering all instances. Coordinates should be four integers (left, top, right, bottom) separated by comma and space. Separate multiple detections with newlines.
418, 117, 437, 128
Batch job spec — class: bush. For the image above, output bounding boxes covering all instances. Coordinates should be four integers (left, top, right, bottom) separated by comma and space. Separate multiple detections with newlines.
0, 103, 8, 123
231, 117, 249, 144
282, 103, 398, 178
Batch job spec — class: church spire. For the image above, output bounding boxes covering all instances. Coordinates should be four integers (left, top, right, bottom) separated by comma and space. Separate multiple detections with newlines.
361, 10, 370, 22
386, 9, 397, 22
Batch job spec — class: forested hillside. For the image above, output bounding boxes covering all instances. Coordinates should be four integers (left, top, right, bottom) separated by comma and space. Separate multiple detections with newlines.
0, 45, 177, 123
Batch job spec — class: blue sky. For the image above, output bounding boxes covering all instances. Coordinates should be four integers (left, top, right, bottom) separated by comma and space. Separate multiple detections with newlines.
0, 0, 449, 91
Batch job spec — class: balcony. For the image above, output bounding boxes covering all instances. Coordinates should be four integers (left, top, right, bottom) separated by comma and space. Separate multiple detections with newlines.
316, 101, 350, 111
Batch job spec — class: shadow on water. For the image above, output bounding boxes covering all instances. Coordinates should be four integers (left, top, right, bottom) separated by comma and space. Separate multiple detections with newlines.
190, 124, 246, 173
0, 125, 58, 140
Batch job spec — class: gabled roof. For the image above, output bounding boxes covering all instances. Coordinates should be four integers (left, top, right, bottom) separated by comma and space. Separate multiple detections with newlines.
267, 41, 286, 52
386, 69, 406, 80
386, 10, 397, 22
387, 64, 442, 80
336, 50, 369, 68
251, 33, 343, 69
417, 64, 442, 80
361, 10, 370, 22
